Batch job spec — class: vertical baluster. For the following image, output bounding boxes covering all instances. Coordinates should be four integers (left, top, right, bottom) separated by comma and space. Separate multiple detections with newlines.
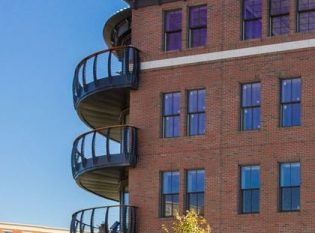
93, 54, 98, 84
92, 131, 96, 164
79, 211, 85, 233
82, 61, 87, 89
90, 208, 95, 233
108, 50, 112, 82
106, 128, 110, 161
81, 135, 86, 167
104, 207, 109, 233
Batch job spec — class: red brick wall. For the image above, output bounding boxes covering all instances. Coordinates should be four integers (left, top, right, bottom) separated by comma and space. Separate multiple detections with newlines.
128, 0, 315, 232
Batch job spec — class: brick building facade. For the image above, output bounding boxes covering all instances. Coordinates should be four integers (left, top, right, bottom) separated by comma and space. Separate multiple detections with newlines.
70, 0, 315, 232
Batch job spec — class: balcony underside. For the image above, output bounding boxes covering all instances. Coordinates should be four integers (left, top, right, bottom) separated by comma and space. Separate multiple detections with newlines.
76, 167, 124, 201
76, 87, 130, 129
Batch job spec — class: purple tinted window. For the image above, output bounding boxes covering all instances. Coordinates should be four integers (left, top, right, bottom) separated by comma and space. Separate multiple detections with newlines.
165, 10, 182, 51
281, 78, 301, 127
298, 0, 315, 32
241, 83, 261, 130
243, 0, 262, 39
270, 0, 289, 36
188, 89, 206, 136
163, 92, 180, 137
189, 6, 207, 47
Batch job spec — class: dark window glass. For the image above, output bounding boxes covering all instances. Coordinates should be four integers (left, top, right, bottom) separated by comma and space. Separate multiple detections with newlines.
189, 6, 207, 47
165, 10, 182, 51
270, 0, 289, 36
280, 78, 301, 127
298, 0, 315, 32
240, 166, 260, 214
187, 170, 205, 215
280, 163, 301, 211
243, 0, 262, 39
187, 89, 206, 135
163, 92, 181, 138
161, 171, 180, 217
241, 83, 261, 130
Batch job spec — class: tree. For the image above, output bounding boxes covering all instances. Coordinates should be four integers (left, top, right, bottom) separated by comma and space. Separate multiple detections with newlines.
162, 210, 211, 233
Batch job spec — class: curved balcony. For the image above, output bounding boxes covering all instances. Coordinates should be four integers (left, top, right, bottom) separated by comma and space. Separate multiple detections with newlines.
71, 205, 136, 233
73, 46, 140, 129
72, 125, 137, 200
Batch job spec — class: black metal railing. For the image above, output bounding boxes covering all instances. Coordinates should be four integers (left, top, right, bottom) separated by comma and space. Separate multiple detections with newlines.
71, 125, 138, 178
71, 205, 136, 233
73, 46, 140, 107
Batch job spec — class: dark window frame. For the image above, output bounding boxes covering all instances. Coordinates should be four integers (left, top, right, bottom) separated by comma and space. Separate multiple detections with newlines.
279, 162, 301, 212
242, 0, 262, 40
239, 165, 260, 214
162, 92, 181, 138
240, 82, 261, 131
279, 77, 302, 127
164, 9, 182, 51
297, 0, 315, 32
269, 0, 290, 36
160, 170, 180, 218
185, 169, 205, 215
188, 5, 207, 48
187, 89, 206, 136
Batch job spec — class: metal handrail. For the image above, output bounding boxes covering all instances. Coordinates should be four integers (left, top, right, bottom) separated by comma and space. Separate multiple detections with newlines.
71, 205, 137, 233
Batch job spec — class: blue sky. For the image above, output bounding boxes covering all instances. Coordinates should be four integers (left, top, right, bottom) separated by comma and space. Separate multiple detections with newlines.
0, 0, 127, 228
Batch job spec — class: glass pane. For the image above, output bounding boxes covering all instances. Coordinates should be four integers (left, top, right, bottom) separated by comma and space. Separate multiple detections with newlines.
163, 172, 173, 194
164, 94, 173, 115
190, 6, 207, 27
198, 89, 206, 112
272, 16, 289, 35
198, 113, 206, 135
299, 0, 315, 11
292, 103, 301, 126
189, 114, 198, 136
253, 107, 261, 129
291, 187, 301, 210
189, 90, 198, 113
242, 190, 252, 213
172, 194, 179, 215
282, 104, 292, 127
172, 172, 180, 193
251, 166, 260, 188
242, 108, 253, 130
251, 190, 260, 212
241, 166, 252, 189
292, 79, 301, 101
164, 194, 173, 216
281, 79, 292, 103
196, 170, 205, 192
291, 163, 301, 186
281, 188, 292, 211
189, 193, 198, 211
197, 193, 205, 215
242, 84, 252, 107
164, 117, 174, 137
281, 163, 291, 186
187, 171, 196, 192
191, 28, 207, 47
244, 0, 262, 19
299, 11, 315, 32
271, 0, 289, 15
251, 83, 261, 105
166, 32, 182, 51
165, 10, 182, 31
173, 116, 180, 137
244, 20, 262, 39
173, 92, 181, 114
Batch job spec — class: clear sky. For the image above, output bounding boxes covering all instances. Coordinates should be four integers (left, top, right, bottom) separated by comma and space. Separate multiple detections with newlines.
0, 0, 127, 228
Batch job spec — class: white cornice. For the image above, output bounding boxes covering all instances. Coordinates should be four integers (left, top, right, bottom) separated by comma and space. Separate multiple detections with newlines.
0, 223, 68, 233
141, 38, 315, 70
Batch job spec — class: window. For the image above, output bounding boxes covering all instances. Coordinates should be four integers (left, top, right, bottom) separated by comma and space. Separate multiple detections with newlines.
162, 92, 180, 138
270, 0, 289, 35
3, 231, 12, 233
241, 83, 261, 130
280, 78, 301, 127
187, 89, 206, 135
189, 5, 207, 47
161, 171, 180, 217
298, 0, 315, 32
280, 162, 301, 211
240, 166, 260, 214
187, 170, 205, 215
164, 10, 182, 51
242, 0, 262, 39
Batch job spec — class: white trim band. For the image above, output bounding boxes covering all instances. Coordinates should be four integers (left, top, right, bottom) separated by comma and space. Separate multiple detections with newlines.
141, 38, 315, 70
0, 223, 68, 233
